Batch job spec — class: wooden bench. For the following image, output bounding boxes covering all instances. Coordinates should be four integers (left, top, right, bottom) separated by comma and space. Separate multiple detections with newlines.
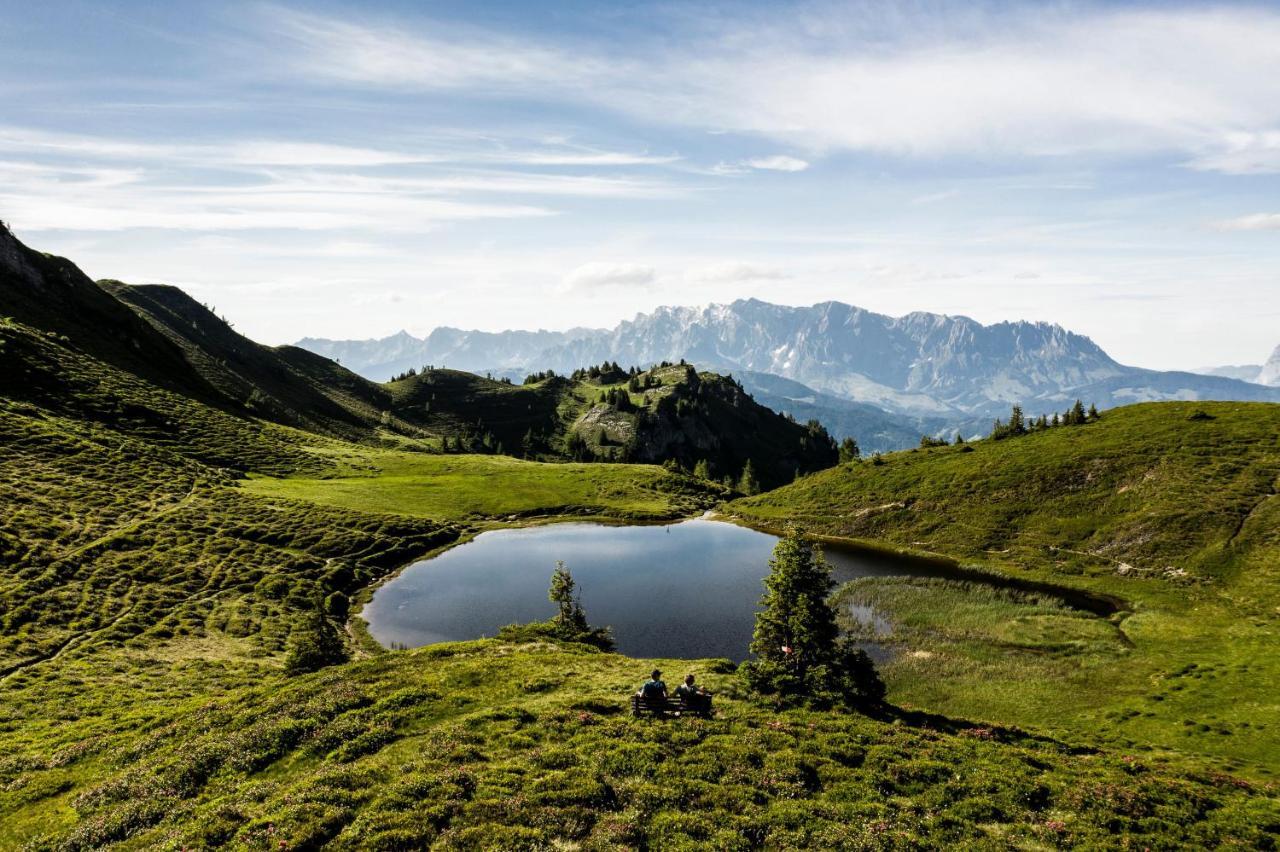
631, 692, 713, 718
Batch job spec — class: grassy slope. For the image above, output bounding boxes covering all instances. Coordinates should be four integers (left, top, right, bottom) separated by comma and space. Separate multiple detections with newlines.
3, 373, 1278, 847
4, 227, 1279, 845
105, 282, 415, 441
7, 641, 1277, 851
730, 401, 1280, 776
243, 449, 717, 523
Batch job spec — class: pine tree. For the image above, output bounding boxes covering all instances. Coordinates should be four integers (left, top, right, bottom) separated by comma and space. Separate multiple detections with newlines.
1071, 399, 1087, 425
953, 432, 966, 445
524, 561, 613, 651
548, 561, 588, 634
745, 529, 838, 693
838, 436, 861, 463
1008, 405, 1027, 435
1088, 403, 1100, 421
738, 459, 760, 496
741, 528, 884, 706
693, 458, 712, 480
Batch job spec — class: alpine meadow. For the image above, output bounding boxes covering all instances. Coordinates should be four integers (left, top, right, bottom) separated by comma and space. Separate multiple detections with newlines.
3, 2, 1280, 850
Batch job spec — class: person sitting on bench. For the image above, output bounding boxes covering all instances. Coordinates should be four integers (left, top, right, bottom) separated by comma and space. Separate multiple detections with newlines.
639, 669, 668, 701
674, 673, 710, 711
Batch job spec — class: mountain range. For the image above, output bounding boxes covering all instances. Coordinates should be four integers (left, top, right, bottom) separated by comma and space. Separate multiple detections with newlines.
299, 301, 1280, 449
0, 224, 831, 484
1194, 346, 1280, 386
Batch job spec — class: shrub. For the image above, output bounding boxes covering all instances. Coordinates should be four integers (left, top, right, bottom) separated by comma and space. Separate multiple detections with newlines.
284, 605, 347, 675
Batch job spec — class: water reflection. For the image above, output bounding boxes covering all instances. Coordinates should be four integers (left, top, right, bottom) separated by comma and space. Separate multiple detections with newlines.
364, 519, 939, 660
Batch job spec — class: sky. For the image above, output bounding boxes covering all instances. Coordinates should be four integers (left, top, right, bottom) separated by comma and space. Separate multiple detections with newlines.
1, 0, 1278, 370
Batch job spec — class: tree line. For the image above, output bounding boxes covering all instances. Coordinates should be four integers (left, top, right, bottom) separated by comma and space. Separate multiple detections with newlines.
990, 399, 1099, 441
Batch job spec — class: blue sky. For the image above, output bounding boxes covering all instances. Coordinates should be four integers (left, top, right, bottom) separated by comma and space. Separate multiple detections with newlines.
2, 1, 1278, 369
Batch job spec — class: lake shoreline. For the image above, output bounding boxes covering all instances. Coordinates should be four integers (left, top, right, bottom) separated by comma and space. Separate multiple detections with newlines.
354, 509, 1128, 659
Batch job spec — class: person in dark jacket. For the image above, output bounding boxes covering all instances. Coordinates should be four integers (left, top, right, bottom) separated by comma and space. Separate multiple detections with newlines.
639, 669, 667, 700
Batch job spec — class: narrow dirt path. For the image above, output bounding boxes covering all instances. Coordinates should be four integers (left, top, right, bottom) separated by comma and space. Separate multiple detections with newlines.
54, 482, 200, 563
1226, 474, 1279, 550
0, 592, 136, 684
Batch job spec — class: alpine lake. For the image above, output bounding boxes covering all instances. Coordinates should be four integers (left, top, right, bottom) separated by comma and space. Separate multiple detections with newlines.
362, 518, 1000, 660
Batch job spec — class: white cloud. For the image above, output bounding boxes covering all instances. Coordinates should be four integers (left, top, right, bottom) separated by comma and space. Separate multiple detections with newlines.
685, 262, 788, 284
261, 6, 609, 92
1214, 213, 1280, 232
0, 169, 555, 232
562, 262, 656, 292
224, 141, 441, 167
0, 126, 678, 172
505, 151, 680, 166
1187, 131, 1280, 175
745, 155, 809, 172
0, 126, 688, 234
263, 6, 1280, 168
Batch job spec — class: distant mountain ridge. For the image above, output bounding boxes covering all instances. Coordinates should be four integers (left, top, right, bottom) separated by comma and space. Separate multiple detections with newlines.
1260, 345, 1280, 387
297, 300, 1280, 438
0, 225, 830, 479
1193, 347, 1280, 387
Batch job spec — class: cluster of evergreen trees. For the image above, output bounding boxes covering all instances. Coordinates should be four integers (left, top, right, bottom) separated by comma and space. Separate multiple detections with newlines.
570, 361, 633, 384
390, 365, 443, 382
596, 386, 637, 412
627, 372, 662, 393
439, 422, 504, 455
522, 369, 559, 385
990, 400, 1100, 440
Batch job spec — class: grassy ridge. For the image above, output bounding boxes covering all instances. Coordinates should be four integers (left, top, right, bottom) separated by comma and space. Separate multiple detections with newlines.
730, 401, 1280, 576
731, 401, 1280, 775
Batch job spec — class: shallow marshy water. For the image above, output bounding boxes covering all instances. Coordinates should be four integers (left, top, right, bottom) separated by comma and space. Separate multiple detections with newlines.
364, 519, 957, 659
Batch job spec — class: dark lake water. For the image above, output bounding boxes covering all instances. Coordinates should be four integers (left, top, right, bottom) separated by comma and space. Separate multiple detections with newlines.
364, 518, 956, 660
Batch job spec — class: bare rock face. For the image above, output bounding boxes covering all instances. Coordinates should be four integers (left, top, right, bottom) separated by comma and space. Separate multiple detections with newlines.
1259, 345, 1280, 387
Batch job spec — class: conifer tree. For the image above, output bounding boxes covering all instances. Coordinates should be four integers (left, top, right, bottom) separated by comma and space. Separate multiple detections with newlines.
838, 436, 861, 463
1009, 404, 1027, 435
741, 528, 884, 707
738, 459, 760, 495
548, 561, 588, 634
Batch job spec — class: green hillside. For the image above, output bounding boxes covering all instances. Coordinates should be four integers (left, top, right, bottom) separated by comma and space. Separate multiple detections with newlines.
385, 363, 838, 488
2, 223, 1278, 848
730, 402, 1280, 772
1, 224, 835, 483
6, 640, 1275, 850
106, 282, 413, 440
